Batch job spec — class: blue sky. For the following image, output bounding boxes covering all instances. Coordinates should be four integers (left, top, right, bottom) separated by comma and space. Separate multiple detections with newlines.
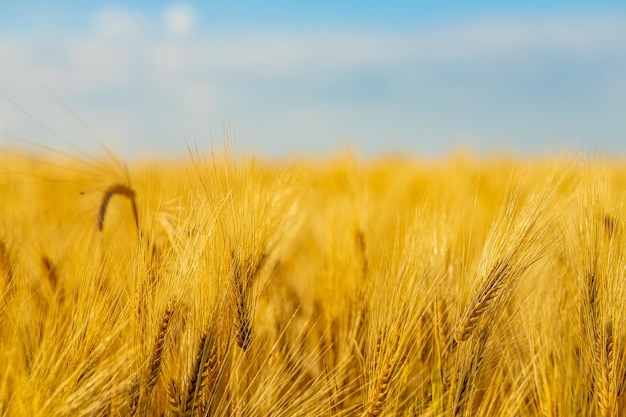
1, 1, 625, 158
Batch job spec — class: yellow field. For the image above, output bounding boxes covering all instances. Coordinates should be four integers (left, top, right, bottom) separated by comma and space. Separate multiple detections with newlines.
0, 150, 625, 416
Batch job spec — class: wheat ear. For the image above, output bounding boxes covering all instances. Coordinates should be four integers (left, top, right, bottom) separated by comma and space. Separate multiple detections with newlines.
0, 238, 14, 287
598, 321, 615, 417
98, 183, 139, 233
230, 252, 265, 351
183, 332, 219, 417
41, 255, 58, 292
455, 259, 510, 344
363, 329, 401, 417
146, 298, 176, 391
168, 378, 182, 414
355, 229, 368, 281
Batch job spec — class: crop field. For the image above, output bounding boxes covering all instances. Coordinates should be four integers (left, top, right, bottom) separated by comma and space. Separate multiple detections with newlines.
0, 149, 625, 416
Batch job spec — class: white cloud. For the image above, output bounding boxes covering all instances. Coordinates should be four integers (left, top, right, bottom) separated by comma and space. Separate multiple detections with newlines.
150, 44, 191, 75
144, 14, 626, 78
181, 81, 217, 110
162, 4, 196, 37
413, 15, 626, 63
92, 6, 150, 41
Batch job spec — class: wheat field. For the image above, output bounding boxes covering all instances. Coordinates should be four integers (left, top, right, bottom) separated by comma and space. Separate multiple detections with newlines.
0, 149, 625, 416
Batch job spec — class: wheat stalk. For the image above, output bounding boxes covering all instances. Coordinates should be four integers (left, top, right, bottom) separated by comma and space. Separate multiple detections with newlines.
453, 327, 489, 416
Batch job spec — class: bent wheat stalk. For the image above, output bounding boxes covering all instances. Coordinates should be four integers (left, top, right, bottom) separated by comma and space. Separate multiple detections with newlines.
98, 183, 139, 233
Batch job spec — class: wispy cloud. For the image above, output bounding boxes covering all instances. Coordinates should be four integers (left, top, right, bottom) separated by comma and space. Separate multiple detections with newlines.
92, 6, 152, 41
162, 3, 197, 37
1, 5, 625, 157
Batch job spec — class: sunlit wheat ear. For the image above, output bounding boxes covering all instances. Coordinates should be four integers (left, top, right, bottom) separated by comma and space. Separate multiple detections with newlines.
598, 321, 615, 417
146, 298, 176, 392
183, 332, 219, 417
41, 255, 58, 292
231, 253, 252, 351
230, 251, 266, 352
366, 362, 391, 417
586, 269, 602, 356
128, 379, 140, 417
97, 183, 139, 234
602, 214, 616, 239
454, 259, 510, 344
586, 267, 599, 322
583, 265, 603, 407
351, 229, 369, 364
158, 211, 178, 247
167, 378, 182, 415
167, 378, 183, 416
355, 229, 368, 281
363, 329, 402, 417
0, 237, 14, 288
